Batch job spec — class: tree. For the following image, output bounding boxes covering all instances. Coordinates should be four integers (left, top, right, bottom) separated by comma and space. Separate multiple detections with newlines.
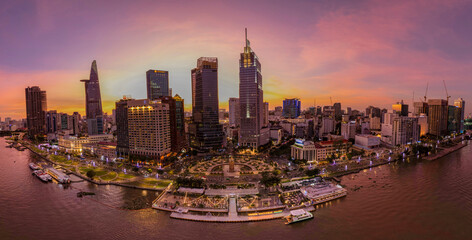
86, 170, 96, 179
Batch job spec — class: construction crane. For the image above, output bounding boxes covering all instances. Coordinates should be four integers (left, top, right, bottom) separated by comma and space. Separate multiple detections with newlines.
423, 82, 429, 103
443, 80, 451, 104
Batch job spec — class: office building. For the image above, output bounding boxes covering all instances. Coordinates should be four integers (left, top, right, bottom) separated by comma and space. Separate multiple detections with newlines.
115, 97, 133, 156
239, 29, 269, 148
228, 98, 240, 127
392, 117, 419, 145
188, 57, 224, 151
283, 98, 301, 119
428, 99, 448, 136
392, 100, 408, 117
454, 98, 465, 133
146, 70, 169, 100
80, 60, 104, 135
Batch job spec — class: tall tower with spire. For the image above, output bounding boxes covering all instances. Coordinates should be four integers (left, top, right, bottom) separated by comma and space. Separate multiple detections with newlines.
81, 60, 104, 135
239, 28, 269, 148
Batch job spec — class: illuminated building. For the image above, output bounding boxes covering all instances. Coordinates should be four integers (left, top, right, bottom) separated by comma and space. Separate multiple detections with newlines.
146, 70, 169, 99
80, 60, 104, 135
283, 98, 301, 119
239, 28, 269, 148
127, 99, 171, 157
454, 98, 465, 133
392, 100, 408, 117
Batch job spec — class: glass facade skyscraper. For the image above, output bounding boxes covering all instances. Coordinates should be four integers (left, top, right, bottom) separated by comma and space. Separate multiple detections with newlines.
188, 57, 224, 151
283, 98, 301, 119
146, 70, 169, 100
239, 29, 268, 148
80, 60, 103, 135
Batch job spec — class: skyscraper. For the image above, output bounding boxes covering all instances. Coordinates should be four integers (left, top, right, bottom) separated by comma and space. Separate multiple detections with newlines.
146, 70, 169, 100
115, 97, 133, 156
392, 117, 419, 145
160, 95, 187, 152
188, 57, 224, 151
229, 98, 240, 127
333, 102, 342, 119
239, 29, 268, 148
80, 60, 103, 135
283, 98, 301, 118
46, 110, 58, 133
428, 99, 448, 136
263, 102, 269, 127
25, 86, 47, 138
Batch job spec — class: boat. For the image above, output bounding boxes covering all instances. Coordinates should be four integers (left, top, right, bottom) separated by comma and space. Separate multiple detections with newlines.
285, 209, 314, 224
46, 167, 71, 184
29, 163, 41, 170
33, 170, 50, 182
77, 192, 95, 198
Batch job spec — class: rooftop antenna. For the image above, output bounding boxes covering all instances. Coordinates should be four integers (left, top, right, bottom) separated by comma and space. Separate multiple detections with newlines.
245, 28, 247, 48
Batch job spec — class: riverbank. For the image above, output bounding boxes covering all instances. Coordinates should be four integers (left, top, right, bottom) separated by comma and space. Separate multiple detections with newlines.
21, 141, 168, 192
423, 142, 468, 161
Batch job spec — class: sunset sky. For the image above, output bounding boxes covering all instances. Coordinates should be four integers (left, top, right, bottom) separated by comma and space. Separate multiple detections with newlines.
1, 0, 471, 120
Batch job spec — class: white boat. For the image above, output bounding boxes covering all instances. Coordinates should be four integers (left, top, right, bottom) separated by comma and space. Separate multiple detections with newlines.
29, 163, 41, 170
285, 209, 314, 224
33, 170, 49, 182
46, 167, 70, 184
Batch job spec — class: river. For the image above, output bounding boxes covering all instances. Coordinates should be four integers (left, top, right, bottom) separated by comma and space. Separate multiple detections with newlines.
1, 137, 472, 240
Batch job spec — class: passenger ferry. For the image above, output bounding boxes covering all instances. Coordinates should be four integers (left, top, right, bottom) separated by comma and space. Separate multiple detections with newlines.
285, 209, 314, 224
29, 163, 41, 170
46, 167, 71, 184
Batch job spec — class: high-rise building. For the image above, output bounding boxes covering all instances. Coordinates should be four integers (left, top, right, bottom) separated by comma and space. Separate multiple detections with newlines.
46, 110, 58, 133
228, 98, 240, 127
341, 121, 356, 140
448, 105, 461, 134
60, 113, 70, 130
127, 99, 171, 157
263, 102, 269, 127
392, 117, 419, 145
413, 102, 428, 116
69, 112, 81, 135
283, 98, 301, 119
428, 99, 448, 137
188, 57, 224, 151
173, 94, 187, 151
334, 102, 341, 118
392, 100, 408, 117
274, 106, 283, 116
146, 70, 169, 100
115, 97, 133, 156
160, 95, 187, 152
80, 60, 103, 135
239, 29, 268, 148
454, 98, 465, 133
25, 86, 47, 138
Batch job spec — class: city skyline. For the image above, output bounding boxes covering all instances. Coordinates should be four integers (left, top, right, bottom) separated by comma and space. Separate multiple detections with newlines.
1, 0, 472, 120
